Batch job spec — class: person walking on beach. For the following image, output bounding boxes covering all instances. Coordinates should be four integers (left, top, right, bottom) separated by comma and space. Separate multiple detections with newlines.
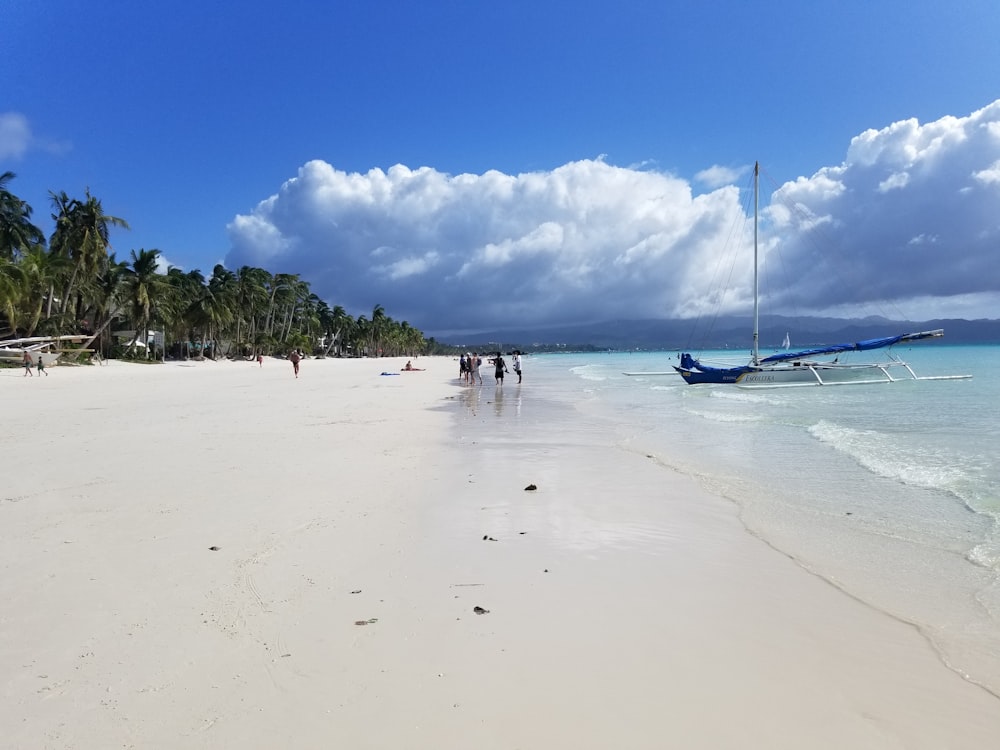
492, 352, 508, 385
512, 351, 522, 384
23, 351, 33, 377
471, 352, 483, 385
257, 352, 263, 367
37, 353, 48, 376
289, 349, 301, 378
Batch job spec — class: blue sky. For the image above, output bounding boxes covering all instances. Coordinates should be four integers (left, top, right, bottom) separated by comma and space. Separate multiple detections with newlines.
3, 0, 1000, 334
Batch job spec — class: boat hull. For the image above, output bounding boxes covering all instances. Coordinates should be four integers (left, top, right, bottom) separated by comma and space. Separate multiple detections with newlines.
674, 365, 752, 384
0, 350, 61, 367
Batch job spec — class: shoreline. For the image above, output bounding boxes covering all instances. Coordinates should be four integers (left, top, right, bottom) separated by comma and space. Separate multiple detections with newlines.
2, 356, 999, 747
562, 348, 1000, 701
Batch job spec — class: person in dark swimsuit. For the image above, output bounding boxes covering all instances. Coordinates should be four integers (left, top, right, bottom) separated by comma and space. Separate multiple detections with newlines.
492, 352, 508, 385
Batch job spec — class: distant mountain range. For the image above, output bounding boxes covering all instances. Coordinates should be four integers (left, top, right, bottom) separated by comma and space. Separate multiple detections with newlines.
433, 315, 1000, 351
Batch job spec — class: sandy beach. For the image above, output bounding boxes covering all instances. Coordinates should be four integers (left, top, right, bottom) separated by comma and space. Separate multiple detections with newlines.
2, 355, 999, 749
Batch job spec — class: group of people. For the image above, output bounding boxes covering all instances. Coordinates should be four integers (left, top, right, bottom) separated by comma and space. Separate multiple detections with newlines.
22, 351, 48, 377
459, 350, 522, 385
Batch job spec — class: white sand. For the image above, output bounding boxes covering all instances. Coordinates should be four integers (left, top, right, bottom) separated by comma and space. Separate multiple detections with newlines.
2, 356, 999, 749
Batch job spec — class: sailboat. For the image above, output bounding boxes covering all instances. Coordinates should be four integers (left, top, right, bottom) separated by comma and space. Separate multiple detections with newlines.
674, 163, 971, 388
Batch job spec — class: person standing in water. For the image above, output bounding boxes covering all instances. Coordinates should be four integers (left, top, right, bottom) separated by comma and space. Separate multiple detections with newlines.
511, 351, 522, 384
492, 352, 508, 385
471, 352, 483, 385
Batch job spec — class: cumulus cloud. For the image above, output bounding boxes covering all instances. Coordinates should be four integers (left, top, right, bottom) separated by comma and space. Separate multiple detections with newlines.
226, 100, 1000, 332
226, 159, 745, 332
765, 99, 1000, 317
156, 253, 176, 274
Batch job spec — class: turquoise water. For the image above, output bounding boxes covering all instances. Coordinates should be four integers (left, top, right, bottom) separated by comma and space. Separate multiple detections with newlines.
510, 344, 1000, 692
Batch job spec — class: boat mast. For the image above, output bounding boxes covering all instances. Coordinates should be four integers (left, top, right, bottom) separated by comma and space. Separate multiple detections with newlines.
752, 161, 760, 365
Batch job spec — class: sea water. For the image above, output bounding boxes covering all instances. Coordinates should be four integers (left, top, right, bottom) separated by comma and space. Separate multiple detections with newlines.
513, 344, 1000, 693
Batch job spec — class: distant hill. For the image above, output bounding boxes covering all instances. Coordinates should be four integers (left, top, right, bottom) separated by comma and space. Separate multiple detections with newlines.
433, 316, 1000, 351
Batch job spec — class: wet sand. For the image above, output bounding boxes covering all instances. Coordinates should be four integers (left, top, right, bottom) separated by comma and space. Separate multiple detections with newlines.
2, 356, 998, 748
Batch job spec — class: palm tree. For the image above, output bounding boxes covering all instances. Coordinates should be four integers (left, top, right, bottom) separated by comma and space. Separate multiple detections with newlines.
353, 315, 370, 357
370, 304, 387, 357
0, 172, 45, 260
234, 265, 270, 349
206, 265, 238, 356
296, 292, 323, 350
0, 256, 26, 335
119, 248, 170, 357
4, 180, 431, 358
264, 273, 298, 342
165, 267, 204, 358
187, 274, 234, 359
84, 253, 128, 357
49, 188, 129, 320
320, 304, 353, 356
397, 320, 424, 356
14, 245, 64, 337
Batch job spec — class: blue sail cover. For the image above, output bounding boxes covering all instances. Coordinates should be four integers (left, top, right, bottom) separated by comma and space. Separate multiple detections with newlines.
758, 329, 944, 364
678, 353, 744, 372
675, 353, 753, 383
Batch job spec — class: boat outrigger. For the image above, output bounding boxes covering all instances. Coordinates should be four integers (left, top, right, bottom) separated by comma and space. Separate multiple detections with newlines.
674, 163, 971, 388
0, 335, 90, 368
677, 329, 967, 387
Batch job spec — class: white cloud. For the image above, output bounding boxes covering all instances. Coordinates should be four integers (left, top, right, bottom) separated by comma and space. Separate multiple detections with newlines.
227, 159, 745, 331
373, 250, 440, 281
973, 159, 1000, 185
0, 112, 31, 159
764, 99, 1000, 319
0, 112, 70, 159
878, 171, 910, 192
695, 164, 749, 189
226, 100, 1000, 332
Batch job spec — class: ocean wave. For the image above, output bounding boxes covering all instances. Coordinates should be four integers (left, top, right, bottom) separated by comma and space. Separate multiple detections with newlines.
709, 389, 782, 405
968, 539, 1000, 574
570, 365, 607, 381
807, 420, 992, 514
685, 408, 761, 424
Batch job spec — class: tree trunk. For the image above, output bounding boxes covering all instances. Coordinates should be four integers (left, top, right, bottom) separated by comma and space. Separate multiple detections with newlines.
80, 316, 116, 352
323, 329, 341, 356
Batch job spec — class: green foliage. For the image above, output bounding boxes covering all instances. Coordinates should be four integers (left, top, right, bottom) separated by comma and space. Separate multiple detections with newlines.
0, 171, 46, 260
1, 180, 433, 359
